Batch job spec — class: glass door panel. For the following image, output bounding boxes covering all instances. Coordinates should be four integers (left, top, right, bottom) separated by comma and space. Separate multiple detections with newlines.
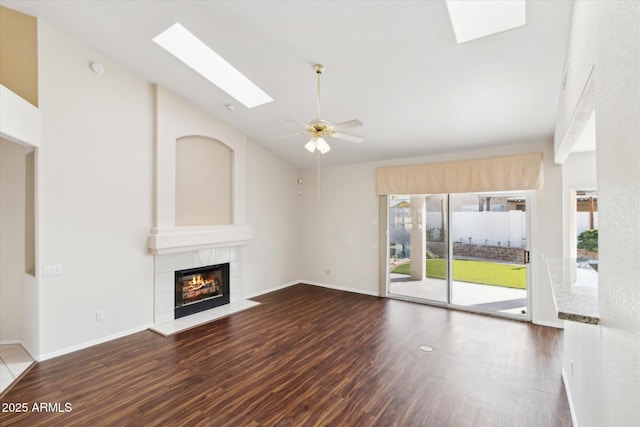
388, 194, 448, 303
450, 192, 528, 316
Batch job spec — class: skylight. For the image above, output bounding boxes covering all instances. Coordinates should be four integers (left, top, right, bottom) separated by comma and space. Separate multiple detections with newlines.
153, 23, 273, 109
445, 0, 526, 44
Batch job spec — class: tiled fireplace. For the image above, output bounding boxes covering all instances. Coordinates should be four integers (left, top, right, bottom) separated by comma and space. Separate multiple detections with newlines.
153, 245, 243, 325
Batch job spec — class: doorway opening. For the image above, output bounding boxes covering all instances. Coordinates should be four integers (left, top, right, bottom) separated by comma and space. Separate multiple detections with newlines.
388, 191, 529, 319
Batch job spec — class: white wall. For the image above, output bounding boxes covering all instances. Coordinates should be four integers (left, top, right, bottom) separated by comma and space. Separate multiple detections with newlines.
0, 138, 30, 342
554, 1, 597, 152
559, 2, 640, 426
36, 22, 155, 357
28, 21, 302, 358
299, 161, 379, 295
244, 141, 301, 297
299, 140, 563, 325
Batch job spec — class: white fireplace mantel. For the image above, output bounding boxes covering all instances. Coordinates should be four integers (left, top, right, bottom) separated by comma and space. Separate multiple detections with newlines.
148, 225, 254, 255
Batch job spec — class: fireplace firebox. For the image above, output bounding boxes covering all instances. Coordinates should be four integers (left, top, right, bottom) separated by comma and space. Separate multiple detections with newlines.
174, 263, 230, 319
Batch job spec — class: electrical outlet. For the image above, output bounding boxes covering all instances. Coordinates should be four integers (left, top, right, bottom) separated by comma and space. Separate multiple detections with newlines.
324, 268, 331, 275
96, 310, 104, 321
43, 265, 63, 276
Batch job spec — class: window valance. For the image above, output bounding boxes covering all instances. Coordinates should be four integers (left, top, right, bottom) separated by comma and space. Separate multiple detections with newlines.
375, 152, 544, 195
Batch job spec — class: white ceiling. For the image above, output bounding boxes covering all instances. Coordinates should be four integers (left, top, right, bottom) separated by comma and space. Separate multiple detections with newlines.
2, 0, 574, 169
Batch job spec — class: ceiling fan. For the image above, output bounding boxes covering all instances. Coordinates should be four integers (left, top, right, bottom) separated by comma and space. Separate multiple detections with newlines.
270, 64, 364, 154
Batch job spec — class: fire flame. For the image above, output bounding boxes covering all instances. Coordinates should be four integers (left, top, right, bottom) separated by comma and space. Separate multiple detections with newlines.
185, 275, 215, 291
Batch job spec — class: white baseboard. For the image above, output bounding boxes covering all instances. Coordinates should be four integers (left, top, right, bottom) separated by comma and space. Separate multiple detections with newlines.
532, 318, 564, 328
245, 280, 379, 299
0, 340, 22, 345
303, 281, 379, 297
244, 281, 300, 299
36, 324, 152, 361
562, 367, 579, 427
20, 341, 38, 362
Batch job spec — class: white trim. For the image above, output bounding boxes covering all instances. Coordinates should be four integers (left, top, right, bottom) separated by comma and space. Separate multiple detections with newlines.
148, 225, 253, 254
562, 367, 580, 427
0, 85, 42, 148
378, 195, 390, 297
554, 66, 595, 165
303, 281, 379, 297
245, 281, 380, 299
20, 341, 38, 362
244, 281, 300, 299
36, 324, 152, 361
532, 319, 563, 329
526, 190, 535, 322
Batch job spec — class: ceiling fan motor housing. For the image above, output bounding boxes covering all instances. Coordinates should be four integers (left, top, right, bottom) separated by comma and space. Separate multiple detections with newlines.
307, 119, 334, 137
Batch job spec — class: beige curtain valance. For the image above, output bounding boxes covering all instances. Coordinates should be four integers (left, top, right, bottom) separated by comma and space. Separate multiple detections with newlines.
376, 152, 544, 195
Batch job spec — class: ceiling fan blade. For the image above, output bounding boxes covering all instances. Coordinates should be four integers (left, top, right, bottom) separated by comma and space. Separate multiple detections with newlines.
267, 131, 309, 140
332, 132, 364, 143
285, 119, 311, 129
330, 119, 363, 131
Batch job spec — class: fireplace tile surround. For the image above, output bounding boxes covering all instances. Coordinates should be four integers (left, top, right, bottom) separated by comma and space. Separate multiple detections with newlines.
153, 246, 244, 326
151, 244, 259, 336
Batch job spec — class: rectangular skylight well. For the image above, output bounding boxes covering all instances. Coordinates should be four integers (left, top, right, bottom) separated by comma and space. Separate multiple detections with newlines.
445, 0, 526, 44
153, 23, 273, 108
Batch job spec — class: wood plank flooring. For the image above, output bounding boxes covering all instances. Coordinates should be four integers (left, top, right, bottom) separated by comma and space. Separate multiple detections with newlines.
0, 284, 571, 426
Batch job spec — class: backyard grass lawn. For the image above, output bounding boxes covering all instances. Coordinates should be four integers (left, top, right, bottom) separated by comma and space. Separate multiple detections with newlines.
392, 259, 526, 289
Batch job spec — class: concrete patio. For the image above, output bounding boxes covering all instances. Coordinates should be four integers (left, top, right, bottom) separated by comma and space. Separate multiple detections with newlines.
389, 273, 527, 315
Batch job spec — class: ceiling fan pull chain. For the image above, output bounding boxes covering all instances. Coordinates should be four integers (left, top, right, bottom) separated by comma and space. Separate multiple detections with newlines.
317, 148, 321, 201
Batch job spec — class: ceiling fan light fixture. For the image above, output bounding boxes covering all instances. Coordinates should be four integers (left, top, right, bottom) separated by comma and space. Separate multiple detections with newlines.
304, 139, 317, 153
316, 137, 331, 154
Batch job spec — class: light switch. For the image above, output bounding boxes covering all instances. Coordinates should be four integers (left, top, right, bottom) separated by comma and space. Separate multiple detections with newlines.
43, 265, 63, 276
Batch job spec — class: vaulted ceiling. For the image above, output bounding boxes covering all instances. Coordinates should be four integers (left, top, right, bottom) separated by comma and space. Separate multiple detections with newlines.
2, 0, 574, 168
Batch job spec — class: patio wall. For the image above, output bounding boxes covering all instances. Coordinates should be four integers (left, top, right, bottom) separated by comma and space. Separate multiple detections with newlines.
425, 242, 526, 264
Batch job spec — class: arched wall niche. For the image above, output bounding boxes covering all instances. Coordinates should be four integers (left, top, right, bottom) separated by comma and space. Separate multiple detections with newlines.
175, 135, 233, 226
148, 84, 253, 254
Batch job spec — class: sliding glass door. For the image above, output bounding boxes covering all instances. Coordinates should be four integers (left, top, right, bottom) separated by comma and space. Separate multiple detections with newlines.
387, 191, 529, 319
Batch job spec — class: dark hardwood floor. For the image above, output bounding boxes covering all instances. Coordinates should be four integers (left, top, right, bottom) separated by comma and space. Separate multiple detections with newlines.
0, 284, 571, 426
